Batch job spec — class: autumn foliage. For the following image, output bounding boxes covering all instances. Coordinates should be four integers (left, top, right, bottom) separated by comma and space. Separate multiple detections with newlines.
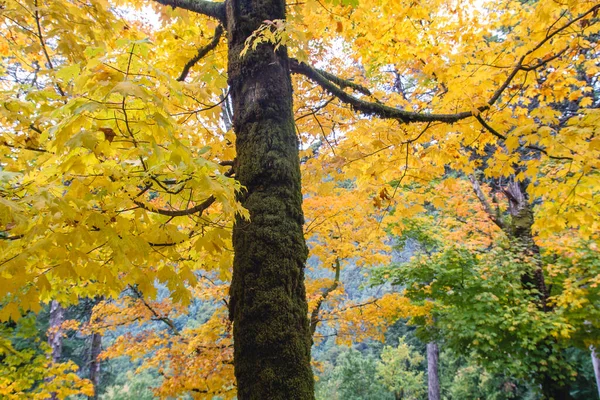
1, 0, 599, 398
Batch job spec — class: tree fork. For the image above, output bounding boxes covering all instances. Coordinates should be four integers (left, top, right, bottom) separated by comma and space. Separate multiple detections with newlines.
226, 0, 314, 398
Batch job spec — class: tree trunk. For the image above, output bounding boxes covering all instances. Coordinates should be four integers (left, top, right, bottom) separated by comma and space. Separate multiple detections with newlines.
47, 300, 65, 400
226, 0, 314, 398
541, 375, 573, 400
504, 180, 548, 308
591, 345, 600, 399
504, 181, 572, 399
88, 331, 102, 399
427, 341, 440, 400
48, 300, 65, 363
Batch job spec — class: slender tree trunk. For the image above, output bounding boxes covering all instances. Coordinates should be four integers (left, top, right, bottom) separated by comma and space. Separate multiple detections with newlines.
427, 341, 441, 400
226, 0, 314, 398
48, 300, 65, 363
88, 331, 102, 399
47, 300, 65, 400
591, 345, 600, 398
87, 296, 104, 399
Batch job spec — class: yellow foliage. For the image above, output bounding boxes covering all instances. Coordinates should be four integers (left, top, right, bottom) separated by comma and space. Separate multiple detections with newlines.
1, 0, 599, 396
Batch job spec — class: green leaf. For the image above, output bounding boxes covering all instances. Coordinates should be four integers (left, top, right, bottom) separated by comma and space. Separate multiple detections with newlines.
56, 64, 80, 81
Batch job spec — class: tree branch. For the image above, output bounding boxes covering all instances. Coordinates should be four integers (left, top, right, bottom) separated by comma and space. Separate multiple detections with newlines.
475, 115, 574, 161
520, 47, 568, 72
128, 285, 180, 335
468, 175, 505, 230
177, 25, 224, 82
133, 195, 215, 217
290, 58, 473, 124
33, 0, 66, 97
0, 234, 24, 241
152, 0, 226, 23
1, 142, 52, 154
310, 258, 341, 337
313, 67, 372, 96
289, 4, 600, 125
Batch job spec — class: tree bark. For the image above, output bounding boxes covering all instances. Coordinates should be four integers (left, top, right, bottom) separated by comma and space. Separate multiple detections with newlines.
47, 300, 65, 400
88, 331, 102, 399
503, 181, 572, 399
48, 300, 65, 363
226, 0, 314, 398
502, 180, 548, 307
427, 341, 440, 400
591, 346, 600, 399
471, 176, 572, 398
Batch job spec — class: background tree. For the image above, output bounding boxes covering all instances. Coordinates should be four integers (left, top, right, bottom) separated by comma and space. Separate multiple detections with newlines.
377, 337, 426, 400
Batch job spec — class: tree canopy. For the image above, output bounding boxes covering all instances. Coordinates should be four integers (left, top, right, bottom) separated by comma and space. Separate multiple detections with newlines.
1, 0, 599, 398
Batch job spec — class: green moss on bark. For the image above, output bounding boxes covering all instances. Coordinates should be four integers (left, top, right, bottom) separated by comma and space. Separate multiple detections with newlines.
510, 205, 534, 241
508, 200, 572, 399
226, 0, 314, 398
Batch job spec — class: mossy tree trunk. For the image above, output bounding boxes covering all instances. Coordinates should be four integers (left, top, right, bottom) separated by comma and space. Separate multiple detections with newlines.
504, 181, 572, 400
504, 181, 549, 308
226, 0, 314, 398
472, 176, 572, 398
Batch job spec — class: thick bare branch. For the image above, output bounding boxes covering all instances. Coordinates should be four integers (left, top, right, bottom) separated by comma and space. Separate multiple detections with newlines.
177, 25, 224, 82
289, 4, 600, 125
152, 0, 226, 23
290, 59, 473, 124
313, 67, 372, 96
133, 195, 215, 217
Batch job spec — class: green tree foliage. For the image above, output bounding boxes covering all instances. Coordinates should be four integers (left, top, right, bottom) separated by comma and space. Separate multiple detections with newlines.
100, 371, 160, 400
377, 338, 426, 400
316, 347, 392, 400
0, 313, 92, 398
381, 246, 570, 381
